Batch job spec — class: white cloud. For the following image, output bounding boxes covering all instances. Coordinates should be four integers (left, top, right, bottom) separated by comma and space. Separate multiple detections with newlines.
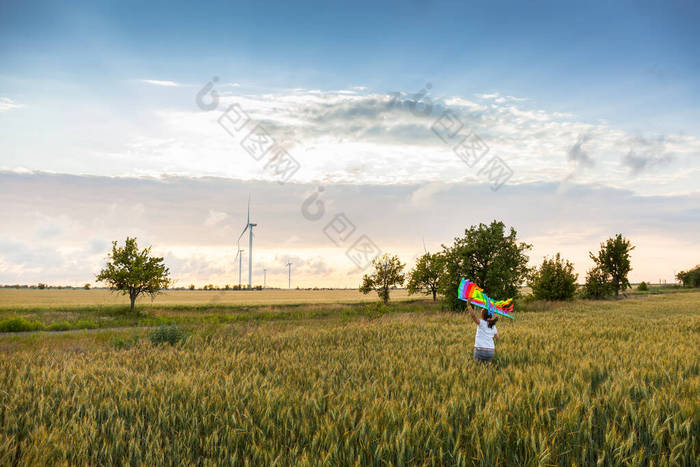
140, 79, 180, 87
121, 88, 698, 194
0, 97, 23, 112
3, 87, 699, 196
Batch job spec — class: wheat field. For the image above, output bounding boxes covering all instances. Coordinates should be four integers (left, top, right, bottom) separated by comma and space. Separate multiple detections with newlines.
0, 288, 413, 309
1, 294, 698, 465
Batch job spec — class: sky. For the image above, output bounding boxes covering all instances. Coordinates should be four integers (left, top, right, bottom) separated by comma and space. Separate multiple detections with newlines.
1, 0, 699, 288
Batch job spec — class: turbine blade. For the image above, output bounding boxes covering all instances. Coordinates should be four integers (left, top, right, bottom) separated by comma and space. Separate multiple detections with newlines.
237, 224, 248, 245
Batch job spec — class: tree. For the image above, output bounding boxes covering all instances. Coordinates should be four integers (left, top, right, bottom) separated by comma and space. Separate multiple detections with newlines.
676, 266, 700, 288
407, 252, 445, 301
359, 253, 405, 304
440, 221, 531, 310
590, 234, 634, 297
528, 253, 578, 301
582, 266, 613, 299
84, 283, 91, 290
96, 237, 171, 312
637, 281, 649, 291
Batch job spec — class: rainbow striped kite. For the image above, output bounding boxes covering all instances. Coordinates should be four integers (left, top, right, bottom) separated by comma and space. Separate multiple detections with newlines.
457, 278, 514, 319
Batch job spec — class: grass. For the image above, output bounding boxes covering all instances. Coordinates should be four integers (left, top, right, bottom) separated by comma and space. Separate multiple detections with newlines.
0, 300, 435, 333
0, 293, 698, 464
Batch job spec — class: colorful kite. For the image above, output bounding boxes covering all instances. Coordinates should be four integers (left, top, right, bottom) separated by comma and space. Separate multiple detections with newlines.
457, 278, 514, 319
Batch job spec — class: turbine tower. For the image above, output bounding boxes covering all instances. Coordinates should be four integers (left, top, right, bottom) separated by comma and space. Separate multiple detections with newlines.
287, 261, 292, 289
236, 196, 257, 289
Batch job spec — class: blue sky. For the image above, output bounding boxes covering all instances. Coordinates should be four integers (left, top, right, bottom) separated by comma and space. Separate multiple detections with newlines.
2, 0, 699, 133
1, 1, 699, 287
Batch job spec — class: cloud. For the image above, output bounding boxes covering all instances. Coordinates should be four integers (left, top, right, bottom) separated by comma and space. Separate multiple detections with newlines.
621, 136, 675, 175
474, 92, 528, 104
204, 209, 229, 227
0, 97, 23, 112
140, 79, 180, 87
622, 150, 673, 174
1, 172, 699, 286
567, 134, 595, 169
4, 86, 700, 196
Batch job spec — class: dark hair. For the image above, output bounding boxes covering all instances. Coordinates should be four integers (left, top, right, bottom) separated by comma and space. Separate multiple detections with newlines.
481, 309, 498, 328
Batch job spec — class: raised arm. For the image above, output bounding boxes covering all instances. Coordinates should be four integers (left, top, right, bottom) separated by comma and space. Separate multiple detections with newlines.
468, 302, 480, 324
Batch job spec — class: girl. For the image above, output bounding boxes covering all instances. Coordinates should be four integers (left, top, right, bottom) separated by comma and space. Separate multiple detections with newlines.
468, 302, 499, 363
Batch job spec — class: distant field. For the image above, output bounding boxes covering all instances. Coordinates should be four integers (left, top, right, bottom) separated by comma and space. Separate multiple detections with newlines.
0, 288, 413, 308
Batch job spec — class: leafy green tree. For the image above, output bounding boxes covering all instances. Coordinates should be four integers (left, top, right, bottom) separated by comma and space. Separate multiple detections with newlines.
676, 266, 700, 288
440, 221, 531, 310
359, 253, 405, 304
528, 253, 578, 301
581, 266, 613, 299
96, 237, 171, 312
590, 234, 634, 297
637, 281, 649, 291
407, 252, 445, 301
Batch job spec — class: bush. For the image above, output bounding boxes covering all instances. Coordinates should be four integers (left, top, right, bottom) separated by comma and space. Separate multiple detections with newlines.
149, 325, 186, 346
0, 317, 44, 333
581, 266, 614, 299
637, 281, 649, 291
528, 253, 578, 301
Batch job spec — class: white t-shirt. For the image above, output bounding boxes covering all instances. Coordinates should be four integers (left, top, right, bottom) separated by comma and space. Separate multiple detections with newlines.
474, 320, 498, 349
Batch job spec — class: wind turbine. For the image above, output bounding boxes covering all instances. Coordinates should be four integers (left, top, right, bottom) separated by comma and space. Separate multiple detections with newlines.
287, 261, 292, 289
263, 268, 267, 289
236, 196, 257, 289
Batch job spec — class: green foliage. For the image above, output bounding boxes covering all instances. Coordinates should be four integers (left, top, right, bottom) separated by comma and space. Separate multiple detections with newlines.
637, 281, 649, 291
440, 220, 531, 310
0, 318, 102, 333
359, 254, 405, 304
528, 253, 578, 301
676, 265, 700, 288
581, 266, 614, 299
406, 252, 445, 301
111, 334, 140, 350
0, 317, 43, 332
96, 237, 171, 312
589, 234, 634, 297
149, 325, 186, 346
46, 320, 99, 331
